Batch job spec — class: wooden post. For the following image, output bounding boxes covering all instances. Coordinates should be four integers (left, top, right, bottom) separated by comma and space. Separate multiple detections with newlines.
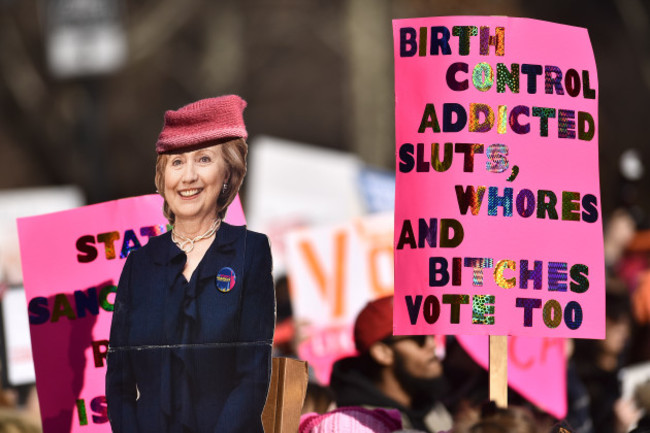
489, 335, 508, 408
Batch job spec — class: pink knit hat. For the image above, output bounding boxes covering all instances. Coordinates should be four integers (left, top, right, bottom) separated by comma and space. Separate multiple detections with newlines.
155, 95, 248, 154
299, 407, 402, 433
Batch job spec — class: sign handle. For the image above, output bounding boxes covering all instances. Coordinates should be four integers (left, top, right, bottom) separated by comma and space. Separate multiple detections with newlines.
489, 335, 508, 408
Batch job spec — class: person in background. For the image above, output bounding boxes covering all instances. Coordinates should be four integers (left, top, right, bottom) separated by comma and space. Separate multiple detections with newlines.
329, 296, 452, 433
299, 406, 403, 433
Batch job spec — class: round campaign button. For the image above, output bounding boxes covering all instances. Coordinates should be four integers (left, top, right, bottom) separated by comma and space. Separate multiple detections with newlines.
215, 267, 236, 293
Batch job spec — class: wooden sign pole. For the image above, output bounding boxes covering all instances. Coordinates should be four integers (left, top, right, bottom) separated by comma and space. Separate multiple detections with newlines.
489, 335, 508, 408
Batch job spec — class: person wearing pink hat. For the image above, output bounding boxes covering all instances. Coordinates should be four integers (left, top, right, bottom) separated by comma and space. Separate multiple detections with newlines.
106, 96, 275, 433
299, 407, 404, 433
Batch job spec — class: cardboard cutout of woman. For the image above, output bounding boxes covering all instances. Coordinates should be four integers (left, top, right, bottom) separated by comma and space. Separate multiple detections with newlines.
106, 96, 275, 433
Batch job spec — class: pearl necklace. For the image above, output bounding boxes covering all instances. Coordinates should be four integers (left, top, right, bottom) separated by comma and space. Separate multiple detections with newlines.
171, 219, 221, 253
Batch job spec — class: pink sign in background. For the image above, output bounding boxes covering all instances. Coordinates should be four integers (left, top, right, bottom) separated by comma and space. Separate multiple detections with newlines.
393, 16, 604, 339
17, 194, 245, 433
456, 335, 567, 419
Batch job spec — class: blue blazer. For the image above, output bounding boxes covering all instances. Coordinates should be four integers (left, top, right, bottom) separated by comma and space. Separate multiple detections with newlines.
106, 223, 275, 433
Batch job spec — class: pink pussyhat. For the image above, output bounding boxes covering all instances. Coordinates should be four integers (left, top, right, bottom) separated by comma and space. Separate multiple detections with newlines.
299, 407, 403, 433
155, 95, 248, 154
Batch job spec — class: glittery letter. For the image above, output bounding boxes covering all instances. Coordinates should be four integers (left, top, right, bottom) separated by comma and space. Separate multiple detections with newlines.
497, 105, 507, 134
92, 340, 109, 368
548, 262, 568, 291
76, 235, 98, 264
446, 62, 469, 91
516, 298, 542, 327
558, 109, 576, 139
562, 191, 581, 221
442, 294, 470, 324
399, 27, 417, 57
544, 66, 564, 95
418, 218, 438, 248
418, 104, 441, 133
463, 258, 494, 286
76, 399, 88, 426
537, 190, 559, 220
494, 260, 516, 289
120, 229, 142, 259
578, 111, 595, 141
399, 143, 415, 173
405, 295, 423, 325
455, 185, 486, 215
452, 26, 478, 55
430, 26, 452, 55
519, 260, 543, 290
486, 144, 509, 173
431, 142, 453, 172
570, 264, 589, 293
543, 300, 562, 328
429, 257, 450, 287
424, 295, 441, 324
496, 63, 520, 93
97, 231, 120, 260
419, 27, 427, 57
440, 219, 464, 248
397, 220, 416, 249
140, 225, 166, 240
51, 294, 76, 322
74, 287, 99, 318
564, 69, 581, 97
581, 194, 599, 223
582, 70, 596, 99
90, 396, 109, 424
472, 63, 494, 91
99, 285, 117, 312
479, 26, 505, 56
509, 105, 530, 135
473, 295, 495, 325
416, 143, 430, 172
443, 103, 467, 132
487, 186, 513, 217
521, 64, 542, 94
469, 103, 494, 132
532, 107, 556, 137
516, 189, 536, 217
452, 257, 462, 286
28, 297, 50, 325
564, 301, 583, 330
454, 143, 484, 172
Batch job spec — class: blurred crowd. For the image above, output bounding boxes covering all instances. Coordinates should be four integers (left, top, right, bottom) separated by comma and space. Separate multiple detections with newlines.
271, 204, 650, 433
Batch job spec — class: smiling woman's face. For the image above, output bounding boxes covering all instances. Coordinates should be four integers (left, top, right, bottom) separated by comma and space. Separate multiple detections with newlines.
163, 144, 228, 225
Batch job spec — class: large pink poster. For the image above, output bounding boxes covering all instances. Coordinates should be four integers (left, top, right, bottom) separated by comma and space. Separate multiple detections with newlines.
17, 194, 245, 433
393, 17, 604, 339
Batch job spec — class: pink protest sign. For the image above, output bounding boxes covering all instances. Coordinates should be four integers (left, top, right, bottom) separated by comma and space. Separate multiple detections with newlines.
17, 194, 245, 433
456, 334, 567, 418
393, 17, 604, 339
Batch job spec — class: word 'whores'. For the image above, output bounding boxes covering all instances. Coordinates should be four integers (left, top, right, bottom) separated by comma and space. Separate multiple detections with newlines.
76, 224, 169, 263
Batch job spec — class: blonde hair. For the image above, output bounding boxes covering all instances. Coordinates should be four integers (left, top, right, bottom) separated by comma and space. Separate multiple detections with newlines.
155, 138, 248, 223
